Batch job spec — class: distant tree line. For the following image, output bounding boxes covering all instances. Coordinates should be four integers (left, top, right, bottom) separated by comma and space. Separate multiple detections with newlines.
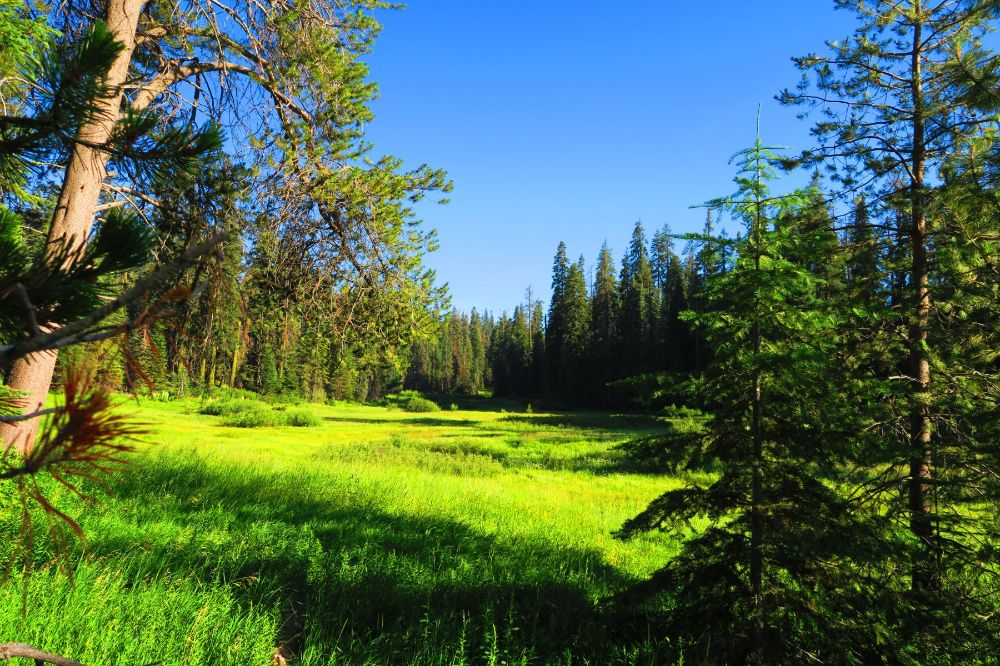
479, 217, 724, 407
405, 180, 841, 411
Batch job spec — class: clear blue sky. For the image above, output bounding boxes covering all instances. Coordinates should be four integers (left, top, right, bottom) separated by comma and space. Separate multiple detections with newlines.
362, 2, 857, 314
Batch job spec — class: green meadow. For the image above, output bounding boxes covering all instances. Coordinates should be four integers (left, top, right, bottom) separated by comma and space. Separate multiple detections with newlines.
0, 398, 692, 665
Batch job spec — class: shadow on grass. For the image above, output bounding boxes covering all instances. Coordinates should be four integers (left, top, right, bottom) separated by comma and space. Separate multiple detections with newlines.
87, 457, 670, 664
501, 412, 667, 433
322, 415, 482, 428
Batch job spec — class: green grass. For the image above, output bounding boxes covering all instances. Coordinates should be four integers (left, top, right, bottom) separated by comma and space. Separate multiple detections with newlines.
0, 398, 688, 665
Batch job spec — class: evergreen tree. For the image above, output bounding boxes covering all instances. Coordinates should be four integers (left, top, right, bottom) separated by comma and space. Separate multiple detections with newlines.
529, 301, 547, 396
618, 222, 655, 376
782, 2, 1000, 651
545, 242, 570, 396
590, 242, 620, 398
559, 257, 591, 401
469, 309, 486, 394
843, 196, 881, 308
619, 126, 887, 663
651, 224, 683, 372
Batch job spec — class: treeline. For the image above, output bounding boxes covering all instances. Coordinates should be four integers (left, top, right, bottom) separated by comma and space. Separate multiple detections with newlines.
480, 217, 726, 407
407, 190, 829, 409
406, 310, 492, 395
406, 179, 836, 408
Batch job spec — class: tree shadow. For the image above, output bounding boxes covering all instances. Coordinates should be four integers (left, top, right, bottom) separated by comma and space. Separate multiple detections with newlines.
85, 457, 667, 663
322, 415, 482, 428
501, 412, 667, 433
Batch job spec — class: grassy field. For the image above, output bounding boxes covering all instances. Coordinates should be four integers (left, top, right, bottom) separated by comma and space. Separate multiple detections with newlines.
0, 396, 691, 665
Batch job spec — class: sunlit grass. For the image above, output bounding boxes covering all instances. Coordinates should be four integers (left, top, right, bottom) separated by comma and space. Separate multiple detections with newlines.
0, 398, 686, 665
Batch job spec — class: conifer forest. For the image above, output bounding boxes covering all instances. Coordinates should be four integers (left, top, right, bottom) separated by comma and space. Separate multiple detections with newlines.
3, 1, 1000, 664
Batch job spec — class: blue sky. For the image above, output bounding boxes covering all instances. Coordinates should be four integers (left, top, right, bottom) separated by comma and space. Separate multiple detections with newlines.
363, 2, 858, 314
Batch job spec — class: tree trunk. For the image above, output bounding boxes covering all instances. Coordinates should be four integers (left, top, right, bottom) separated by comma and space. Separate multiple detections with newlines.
908, 5, 936, 595
0, 0, 146, 454
229, 347, 240, 387
207, 345, 218, 387
748, 144, 766, 664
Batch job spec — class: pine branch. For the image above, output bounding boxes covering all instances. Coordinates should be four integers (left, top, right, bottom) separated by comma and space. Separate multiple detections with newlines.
0, 232, 229, 364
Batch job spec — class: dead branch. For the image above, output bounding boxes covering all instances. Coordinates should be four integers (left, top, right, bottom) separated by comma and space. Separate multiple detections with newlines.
0, 642, 84, 666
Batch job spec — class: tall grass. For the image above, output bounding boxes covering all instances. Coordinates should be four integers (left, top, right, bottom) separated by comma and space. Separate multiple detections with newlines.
0, 400, 684, 664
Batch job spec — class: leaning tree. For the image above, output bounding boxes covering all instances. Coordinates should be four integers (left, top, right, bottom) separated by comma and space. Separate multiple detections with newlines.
4, 0, 449, 449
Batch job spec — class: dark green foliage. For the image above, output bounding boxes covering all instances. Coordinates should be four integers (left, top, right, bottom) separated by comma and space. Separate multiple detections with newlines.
406, 310, 489, 396
385, 390, 441, 413
617, 129, 896, 663
779, 2, 1000, 659
618, 223, 657, 377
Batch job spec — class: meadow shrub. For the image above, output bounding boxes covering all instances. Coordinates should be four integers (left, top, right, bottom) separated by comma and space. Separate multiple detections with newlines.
401, 396, 440, 413
266, 392, 303, 406
661, 404, 704, 419
199, 398, 268, 416
283, 409, 322, 427
384, 390, 441, 413
221, 407, 281, 428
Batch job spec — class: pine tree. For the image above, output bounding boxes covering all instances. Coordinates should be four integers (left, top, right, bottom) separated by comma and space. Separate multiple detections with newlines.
559, 257, 591, 401
618, 126, 887, 663
1, 19, 220, 450
843, 196, 881, 307
782, 2, 1000, 650
545, 242, 570, 396
529, 301, 547, 396
590, 242, 620, 399
469, 309, 486, 394
619, 222, 655, 377
651, 224, 683, 372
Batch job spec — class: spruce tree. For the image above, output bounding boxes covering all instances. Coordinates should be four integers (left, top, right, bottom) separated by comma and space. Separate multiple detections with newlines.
590, 242, 620, 399
651, 224, 683, 372
559, 257, 591, 401
545, 242, 569, 396
618, 222, 655, 377
618, 127, 887, 663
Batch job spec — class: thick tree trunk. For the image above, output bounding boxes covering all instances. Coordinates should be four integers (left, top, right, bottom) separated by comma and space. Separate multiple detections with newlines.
0, 0, 146, 454
908, 6, 936, 595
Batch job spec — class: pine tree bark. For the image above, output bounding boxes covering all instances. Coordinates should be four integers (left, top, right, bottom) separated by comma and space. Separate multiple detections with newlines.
0, 0, 146, 454
907, 4, 936, 595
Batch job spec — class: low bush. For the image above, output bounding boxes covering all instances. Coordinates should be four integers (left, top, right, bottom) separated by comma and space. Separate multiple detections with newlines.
383, 390, 441, 413
221, 407, 281, 428
401, 396, 440, 413
199, 398, 269, 416
661, 404, 704, 419
283, 409, 322, 427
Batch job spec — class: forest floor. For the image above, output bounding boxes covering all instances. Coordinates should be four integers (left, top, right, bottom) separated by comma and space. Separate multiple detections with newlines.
0, 397, 696, 665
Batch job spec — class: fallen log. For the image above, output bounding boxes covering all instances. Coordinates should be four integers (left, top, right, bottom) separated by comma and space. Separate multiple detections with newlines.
0, 642, 84, 666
